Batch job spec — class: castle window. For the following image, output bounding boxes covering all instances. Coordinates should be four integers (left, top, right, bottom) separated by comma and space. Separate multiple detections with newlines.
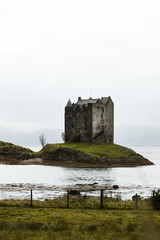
102, 107, 104, 113
72, 123, 74, 128
101, 113, 103, 118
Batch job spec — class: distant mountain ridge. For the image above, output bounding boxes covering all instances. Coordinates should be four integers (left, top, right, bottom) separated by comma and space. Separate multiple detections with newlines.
115, 127, 160, 146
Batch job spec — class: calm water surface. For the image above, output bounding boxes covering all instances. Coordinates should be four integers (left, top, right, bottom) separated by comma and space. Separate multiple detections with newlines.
0, 146, 160, 200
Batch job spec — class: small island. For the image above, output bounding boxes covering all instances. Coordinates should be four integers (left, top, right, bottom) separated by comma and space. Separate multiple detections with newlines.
0, 141, 153, 167
36, 142, 154, 167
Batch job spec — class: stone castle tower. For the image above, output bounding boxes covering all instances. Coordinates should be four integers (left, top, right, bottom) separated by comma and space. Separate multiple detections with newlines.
65, 96, 114, 144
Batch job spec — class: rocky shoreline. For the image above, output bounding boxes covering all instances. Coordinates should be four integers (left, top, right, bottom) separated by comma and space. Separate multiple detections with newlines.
0, 152, 153, 168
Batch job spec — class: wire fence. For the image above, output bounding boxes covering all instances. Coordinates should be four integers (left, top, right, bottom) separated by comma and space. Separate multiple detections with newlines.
0, 188, 145, 209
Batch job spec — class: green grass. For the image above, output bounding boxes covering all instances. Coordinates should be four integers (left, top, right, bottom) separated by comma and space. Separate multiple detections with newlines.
0, 196, 151, 210
61, 142, 137, 158
38, 142, 138, 159
0, 141, 32, 156
0, 197, 160, 240
0, 141, 139, 159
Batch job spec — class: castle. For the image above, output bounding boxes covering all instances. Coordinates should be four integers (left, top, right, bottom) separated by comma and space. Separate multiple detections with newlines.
65, 96, 114, 144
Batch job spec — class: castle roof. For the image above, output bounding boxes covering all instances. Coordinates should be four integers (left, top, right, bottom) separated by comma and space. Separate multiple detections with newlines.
76, 97, 109, 106
76, 98, 98, 106
101, 97, 109, 104
66, 99, 72, 107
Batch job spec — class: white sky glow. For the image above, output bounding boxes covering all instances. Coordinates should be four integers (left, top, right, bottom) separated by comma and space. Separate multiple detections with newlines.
0, 0, 160, 133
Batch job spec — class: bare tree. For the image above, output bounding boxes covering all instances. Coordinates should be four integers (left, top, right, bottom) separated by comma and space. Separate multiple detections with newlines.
61, 132, 65, 142
39, 134, 46, 148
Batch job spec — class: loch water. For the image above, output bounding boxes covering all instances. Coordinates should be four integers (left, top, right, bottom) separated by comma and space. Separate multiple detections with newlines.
0, 146, 160, 200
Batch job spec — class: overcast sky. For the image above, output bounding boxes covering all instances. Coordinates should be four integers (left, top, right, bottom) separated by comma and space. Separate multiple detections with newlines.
0, 0, 160, 135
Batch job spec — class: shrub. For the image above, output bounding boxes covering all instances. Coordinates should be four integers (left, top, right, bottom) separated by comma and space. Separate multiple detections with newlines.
150, 189, 160, 209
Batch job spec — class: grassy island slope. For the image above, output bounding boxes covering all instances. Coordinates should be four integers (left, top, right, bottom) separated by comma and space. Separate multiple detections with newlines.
0, 141, 33, 164
38, 142, 153, 167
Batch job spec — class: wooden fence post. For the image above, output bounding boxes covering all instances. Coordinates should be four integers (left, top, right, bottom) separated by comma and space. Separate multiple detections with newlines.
135, 193, 138, 208
100, 190, 104, 209
67, 190, 69, 208
30, 189, 33, 207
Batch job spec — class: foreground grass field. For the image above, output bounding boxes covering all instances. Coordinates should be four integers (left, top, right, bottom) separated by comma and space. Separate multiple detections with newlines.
0, 198, 160, 240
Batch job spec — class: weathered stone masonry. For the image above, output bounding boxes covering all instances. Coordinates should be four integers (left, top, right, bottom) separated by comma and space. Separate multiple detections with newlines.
65, 96, 114, 144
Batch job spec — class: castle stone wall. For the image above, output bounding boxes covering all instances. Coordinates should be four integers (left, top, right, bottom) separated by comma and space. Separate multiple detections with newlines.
65, 104, 92, 142
92, 103, 107, 139
105, 98, 114, 143
65, 107, 73, 142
